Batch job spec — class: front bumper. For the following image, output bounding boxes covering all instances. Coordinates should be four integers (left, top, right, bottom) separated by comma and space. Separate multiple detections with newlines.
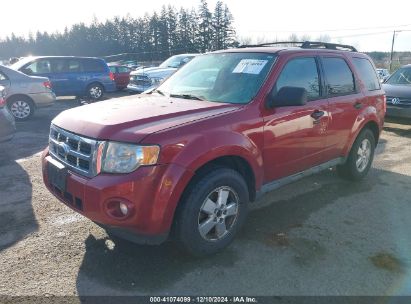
42, 148, 193, 241
386, 105, 411, 118
29, 92, 56, 108
127, 83, 153, 93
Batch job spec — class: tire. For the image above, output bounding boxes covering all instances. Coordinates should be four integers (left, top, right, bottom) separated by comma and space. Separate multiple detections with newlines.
7, 96, 35, 121
337, 128, 376, 181
86, 83, 104, 101
175, 168, 249, 256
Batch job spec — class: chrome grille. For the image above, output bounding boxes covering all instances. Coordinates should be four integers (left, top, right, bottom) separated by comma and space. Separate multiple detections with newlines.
49, 125, 102, 178
130, 75, 151, 86
386, 96, 411, 106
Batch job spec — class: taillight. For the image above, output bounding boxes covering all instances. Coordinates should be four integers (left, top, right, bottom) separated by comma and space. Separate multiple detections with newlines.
383, 95, 387, 113
109, 72, 115, 81
43, 81, 52, 90
0, 97, 5, 108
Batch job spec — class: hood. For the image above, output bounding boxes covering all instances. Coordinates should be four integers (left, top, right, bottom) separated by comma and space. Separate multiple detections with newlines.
130, 67, 177, 78
52, 94, 240, 143
382, 83, 411, 98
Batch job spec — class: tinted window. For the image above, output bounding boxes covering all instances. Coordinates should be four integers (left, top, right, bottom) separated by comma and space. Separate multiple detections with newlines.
24, 59, 52, 75
275, 57, 320, 100
83, 59, 106, 73
352, 58, 380, 91
67, 59, 81, 73
322, 57, 355, 96
52, 59, 67, 74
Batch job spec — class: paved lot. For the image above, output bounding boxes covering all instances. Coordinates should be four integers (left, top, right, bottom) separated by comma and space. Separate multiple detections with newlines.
0, 94, 411, 296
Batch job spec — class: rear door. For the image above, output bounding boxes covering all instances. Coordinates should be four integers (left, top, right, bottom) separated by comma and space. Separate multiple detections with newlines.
262, 55, 330, 182
319, 55, 363, 160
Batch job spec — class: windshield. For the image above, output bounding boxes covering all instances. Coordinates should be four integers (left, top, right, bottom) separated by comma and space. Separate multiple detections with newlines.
159, 55, 194, 69
157, 52, 276, 104
386, 67, 411, 85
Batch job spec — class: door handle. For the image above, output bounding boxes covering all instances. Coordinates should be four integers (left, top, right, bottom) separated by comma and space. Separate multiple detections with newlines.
354, 102, 362, 109
311, 110, 325, 121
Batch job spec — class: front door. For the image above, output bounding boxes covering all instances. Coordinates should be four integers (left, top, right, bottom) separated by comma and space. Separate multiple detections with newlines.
262, 55, 330, 182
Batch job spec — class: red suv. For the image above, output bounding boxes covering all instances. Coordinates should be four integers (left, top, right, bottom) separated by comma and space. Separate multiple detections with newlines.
42, 42, 385, 256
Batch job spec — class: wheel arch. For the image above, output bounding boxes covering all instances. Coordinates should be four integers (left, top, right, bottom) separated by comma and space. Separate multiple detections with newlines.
6, 94, 36, 108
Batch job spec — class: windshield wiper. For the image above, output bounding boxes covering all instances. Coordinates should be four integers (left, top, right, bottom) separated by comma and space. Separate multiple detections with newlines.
170, 94, 205, 101
148, 88, 165, 96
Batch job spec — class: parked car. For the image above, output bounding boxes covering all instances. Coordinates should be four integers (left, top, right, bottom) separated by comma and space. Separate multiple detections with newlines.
382, 64, 411, 118
0, 86, 15, 142
0, 65, 55, 120
127, 54, 197, 93
108, 65, 131, 90
42, 42, 385, 256
11, 56, 116, 101
376, 68, 390, 83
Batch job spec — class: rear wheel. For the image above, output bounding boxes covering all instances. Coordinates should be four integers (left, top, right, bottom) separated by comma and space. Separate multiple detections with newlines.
175, 168, 249, 256
8, 96, 35, 121
86, 83, 104, 101
337, 128, 375, 181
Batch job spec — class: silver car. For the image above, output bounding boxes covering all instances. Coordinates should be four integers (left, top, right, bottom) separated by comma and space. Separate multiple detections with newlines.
128, 54, 198, 93
0, 65, 56, 120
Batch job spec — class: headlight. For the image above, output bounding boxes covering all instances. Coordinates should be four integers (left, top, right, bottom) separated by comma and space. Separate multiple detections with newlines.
101, 142, 160, 174
150, 77, 164, 85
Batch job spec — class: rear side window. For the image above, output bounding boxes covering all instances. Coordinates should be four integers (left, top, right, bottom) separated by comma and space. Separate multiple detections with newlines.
322, 57, 355, 96
109, 66, 117, 73
275, 57, 320, 100
352, 58, 380, 91
67, 59, 81, 73
83, 59, 106, 73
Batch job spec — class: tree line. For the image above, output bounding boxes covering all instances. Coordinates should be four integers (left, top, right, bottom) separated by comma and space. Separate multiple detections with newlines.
0, 0, 237, 62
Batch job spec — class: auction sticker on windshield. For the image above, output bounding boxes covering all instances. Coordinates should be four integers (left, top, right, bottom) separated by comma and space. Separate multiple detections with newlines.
232, 59, 268, 74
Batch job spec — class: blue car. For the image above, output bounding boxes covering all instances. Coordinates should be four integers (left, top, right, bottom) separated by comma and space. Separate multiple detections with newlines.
11, 56, 116, 101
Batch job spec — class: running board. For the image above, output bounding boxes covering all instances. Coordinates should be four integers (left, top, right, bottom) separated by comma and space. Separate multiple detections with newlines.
256, 157, 345, 199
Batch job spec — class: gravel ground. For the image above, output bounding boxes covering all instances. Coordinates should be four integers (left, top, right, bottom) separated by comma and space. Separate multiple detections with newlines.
0, 95, 411, 296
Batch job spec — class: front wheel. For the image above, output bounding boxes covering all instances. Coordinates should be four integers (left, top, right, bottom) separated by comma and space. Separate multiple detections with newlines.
337, 128, 376, 181
175, 168, 249, 256
86, 83, 104, 101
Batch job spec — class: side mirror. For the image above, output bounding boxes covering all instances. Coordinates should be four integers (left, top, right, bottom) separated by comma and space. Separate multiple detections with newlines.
266, 86, 308, 108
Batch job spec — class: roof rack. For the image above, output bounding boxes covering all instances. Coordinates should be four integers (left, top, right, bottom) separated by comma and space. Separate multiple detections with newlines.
239, 41, 358, 52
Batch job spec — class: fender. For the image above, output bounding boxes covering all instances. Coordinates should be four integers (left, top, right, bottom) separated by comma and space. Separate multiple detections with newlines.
342, 104, 382, 156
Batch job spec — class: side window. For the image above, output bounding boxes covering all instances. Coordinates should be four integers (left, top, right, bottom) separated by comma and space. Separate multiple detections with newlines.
0, 72, 7, 80
51, 59, 67, 74
83, 59, 106, 73
275, 57, 320, 100
24, 59, 52, 75
352, 58, 381, 91
322, 57, 355, 96
118, 66, 130, 73
109, 66, 117, 73
67, 60, 81, 73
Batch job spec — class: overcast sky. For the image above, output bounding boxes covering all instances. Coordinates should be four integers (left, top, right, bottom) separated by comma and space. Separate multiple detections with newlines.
1, 0, 411, 52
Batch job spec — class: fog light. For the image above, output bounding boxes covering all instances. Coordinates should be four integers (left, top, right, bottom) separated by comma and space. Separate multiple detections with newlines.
105, 198, 134, 220
119, 202, 128, 216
